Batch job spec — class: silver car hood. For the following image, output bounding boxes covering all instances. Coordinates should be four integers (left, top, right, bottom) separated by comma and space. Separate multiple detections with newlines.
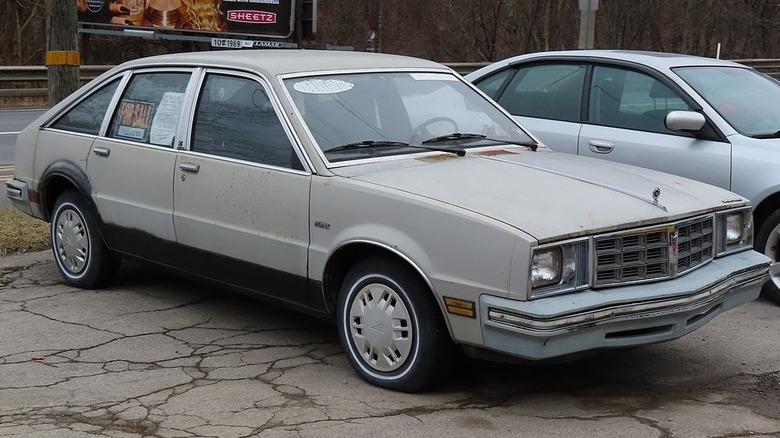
336, 148, 748, 242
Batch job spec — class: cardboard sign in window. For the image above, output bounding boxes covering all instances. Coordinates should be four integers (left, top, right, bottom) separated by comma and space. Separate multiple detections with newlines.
115, 100, 154, 141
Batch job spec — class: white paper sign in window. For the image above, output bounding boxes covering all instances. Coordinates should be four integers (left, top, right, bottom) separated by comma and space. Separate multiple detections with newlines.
150, 92, 184, 146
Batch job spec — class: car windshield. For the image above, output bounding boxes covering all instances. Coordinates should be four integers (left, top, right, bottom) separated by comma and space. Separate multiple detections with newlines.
284, 71, 534, 162
674, 66, 780, 137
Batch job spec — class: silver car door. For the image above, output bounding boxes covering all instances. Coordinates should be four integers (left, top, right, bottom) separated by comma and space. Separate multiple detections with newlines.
173, 71, 311, 302
87, 70, 193, 256
578, 65, 731, 189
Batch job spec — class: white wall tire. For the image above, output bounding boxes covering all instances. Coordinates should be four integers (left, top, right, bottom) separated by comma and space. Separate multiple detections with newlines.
50, 190, 120, 288
337, 257, 451, 392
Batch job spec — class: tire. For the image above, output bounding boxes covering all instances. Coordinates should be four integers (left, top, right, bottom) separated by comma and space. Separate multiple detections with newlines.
755, 209, 780, 304
50, 189, 120, 289
336, 257, 452, 392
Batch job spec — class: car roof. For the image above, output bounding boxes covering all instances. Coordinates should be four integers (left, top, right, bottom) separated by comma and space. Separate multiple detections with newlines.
499, 49, 747, 70
116, 49, 450, 76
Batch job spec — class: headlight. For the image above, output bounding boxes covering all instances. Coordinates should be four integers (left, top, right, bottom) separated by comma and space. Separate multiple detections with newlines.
715, 208, 753, 256
531, 248, 562, 288
529, 239, 588, 299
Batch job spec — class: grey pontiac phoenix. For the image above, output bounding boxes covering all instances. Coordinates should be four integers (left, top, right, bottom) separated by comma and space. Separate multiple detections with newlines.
6, 50, 771, 391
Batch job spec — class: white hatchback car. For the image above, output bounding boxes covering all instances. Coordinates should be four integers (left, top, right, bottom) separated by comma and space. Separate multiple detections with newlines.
466, 50, 780, 303
6, 50, 770, 391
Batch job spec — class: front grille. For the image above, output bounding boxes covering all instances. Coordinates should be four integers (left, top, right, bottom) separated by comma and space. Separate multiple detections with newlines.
594, 216, 714, 287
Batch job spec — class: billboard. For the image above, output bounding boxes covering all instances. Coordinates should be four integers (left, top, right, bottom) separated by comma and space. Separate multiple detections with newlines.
76, 0, 295, 39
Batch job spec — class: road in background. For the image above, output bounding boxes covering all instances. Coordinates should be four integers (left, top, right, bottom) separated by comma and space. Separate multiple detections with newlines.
0, 108, 45, 166
1, 109, 45, 206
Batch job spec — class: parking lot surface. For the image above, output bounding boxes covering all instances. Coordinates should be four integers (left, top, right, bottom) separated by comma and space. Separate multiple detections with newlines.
1, 251, 779, 438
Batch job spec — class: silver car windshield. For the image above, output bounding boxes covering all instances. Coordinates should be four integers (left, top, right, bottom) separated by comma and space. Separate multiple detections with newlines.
674, 66, 780, 138
284, 72, 534, 162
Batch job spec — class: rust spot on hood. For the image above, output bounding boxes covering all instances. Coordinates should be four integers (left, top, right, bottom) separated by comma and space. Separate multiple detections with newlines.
417, 154, 459, 163
475, 149, 518, 156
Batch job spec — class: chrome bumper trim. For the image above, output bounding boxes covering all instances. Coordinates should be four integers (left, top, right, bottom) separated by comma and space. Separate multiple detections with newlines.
489, 265, 769, 333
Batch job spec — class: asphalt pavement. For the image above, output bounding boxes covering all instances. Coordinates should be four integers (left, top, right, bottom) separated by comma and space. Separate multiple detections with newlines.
1, 250, 779, 437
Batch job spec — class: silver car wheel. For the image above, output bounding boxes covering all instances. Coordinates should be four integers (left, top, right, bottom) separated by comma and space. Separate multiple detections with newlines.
347, 282, 413, 373
54, 206, 89, 274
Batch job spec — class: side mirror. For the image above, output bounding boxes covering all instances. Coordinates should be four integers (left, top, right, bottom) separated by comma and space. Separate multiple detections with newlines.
665, 110, 706, 132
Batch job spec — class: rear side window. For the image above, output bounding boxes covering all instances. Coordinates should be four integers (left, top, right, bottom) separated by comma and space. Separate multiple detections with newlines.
107, 72, 191, 147
191, 73, 301, 170
50, 80, 120, 135
473, 68, 514, 100
496, 63, 586, 122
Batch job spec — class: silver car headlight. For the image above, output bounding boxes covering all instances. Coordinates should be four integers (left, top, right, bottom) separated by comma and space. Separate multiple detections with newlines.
715, 207, 753, 256
529, 239, 589, 299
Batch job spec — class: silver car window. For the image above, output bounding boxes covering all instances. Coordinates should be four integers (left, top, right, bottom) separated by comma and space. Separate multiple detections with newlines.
190, 73, 302, 169
107, 72, 191, 147
588, 66, 691, 134
496, 63, 586, 122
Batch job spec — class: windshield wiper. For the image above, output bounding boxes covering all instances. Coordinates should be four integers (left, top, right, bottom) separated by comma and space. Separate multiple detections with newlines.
751, 130, 780, 139
422, 132, 539, 151
421, 132, 487, 144
327, 140, 466, 156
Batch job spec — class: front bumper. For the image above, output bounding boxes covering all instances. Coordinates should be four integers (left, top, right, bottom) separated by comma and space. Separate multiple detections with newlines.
480, 249, 770, 360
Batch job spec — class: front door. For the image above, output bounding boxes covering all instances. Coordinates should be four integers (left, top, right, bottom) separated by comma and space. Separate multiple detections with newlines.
172, 71, 311, 303
578, 65, 731, 189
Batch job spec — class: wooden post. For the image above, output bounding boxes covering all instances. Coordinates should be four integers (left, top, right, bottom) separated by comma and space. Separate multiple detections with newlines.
46, 0, 80, 105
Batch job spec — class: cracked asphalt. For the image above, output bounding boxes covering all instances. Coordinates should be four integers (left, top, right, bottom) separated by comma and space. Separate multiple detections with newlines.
1, 251, 779, 438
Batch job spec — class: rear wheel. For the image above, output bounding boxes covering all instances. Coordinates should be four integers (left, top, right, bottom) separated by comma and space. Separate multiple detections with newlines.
336, 257, 451, 392
51, 190, 120, 288
756, 209, 780, 304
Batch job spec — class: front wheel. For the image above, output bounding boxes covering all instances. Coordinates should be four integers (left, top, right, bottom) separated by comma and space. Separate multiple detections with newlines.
336, 257, 451, 392
50, 189, 120, 288
755, 209, 780, 304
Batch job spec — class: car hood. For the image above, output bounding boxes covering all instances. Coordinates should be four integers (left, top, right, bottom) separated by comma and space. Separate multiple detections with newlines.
334, 148, 748, 242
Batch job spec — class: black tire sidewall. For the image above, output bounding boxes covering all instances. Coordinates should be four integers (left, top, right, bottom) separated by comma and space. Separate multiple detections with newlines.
337, 259, 445, 392
755, 209, 780, 303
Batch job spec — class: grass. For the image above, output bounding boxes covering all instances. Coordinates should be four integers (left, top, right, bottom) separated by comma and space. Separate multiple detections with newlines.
0, 206, 50, 256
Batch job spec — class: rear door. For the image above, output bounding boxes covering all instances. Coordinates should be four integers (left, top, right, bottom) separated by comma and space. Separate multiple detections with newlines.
173, 70, 312, 303
473, 62, 587, 154
578, 65, 731, 189
87, 70, 194, 258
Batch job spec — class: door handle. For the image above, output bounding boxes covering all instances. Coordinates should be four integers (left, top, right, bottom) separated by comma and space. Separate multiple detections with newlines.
92, 146, 110, 157
588, 139, 615, 154
179, 162, 200, 173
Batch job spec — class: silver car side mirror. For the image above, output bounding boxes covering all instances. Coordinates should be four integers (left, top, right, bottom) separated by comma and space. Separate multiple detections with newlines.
666, 110, 706, 132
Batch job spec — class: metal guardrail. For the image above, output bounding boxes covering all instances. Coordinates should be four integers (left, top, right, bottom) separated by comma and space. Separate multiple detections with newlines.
2, 59, 779, 101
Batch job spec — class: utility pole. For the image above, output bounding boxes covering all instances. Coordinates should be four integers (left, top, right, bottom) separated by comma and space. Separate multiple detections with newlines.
46, 0, 80, 105
364, 0, 381, 52
578, 0, 598, 49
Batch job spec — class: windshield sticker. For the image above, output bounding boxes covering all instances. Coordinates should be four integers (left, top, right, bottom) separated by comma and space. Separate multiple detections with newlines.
150, 92, 184, 146
115, 100, 154, 141
293, 79, 354, 94
410, 73, 458, 81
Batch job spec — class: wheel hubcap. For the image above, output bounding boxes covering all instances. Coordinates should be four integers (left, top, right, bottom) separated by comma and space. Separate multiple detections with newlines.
348, 283, 413, 373
766, 224, 780, 289
55, 207, 89, 274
